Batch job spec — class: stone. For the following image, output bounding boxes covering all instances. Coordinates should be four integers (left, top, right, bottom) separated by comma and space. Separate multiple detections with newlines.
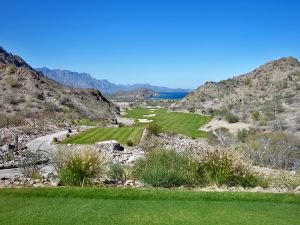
294, 185, 300, 192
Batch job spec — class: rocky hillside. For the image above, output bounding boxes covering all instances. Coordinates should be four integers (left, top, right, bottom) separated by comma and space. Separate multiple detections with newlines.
173, 57, 300, 135
36, 67, 190, 93
0, 47, 119, 124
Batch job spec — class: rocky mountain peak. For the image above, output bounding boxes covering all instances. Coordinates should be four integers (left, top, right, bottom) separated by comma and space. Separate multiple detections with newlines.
0, 46, 30, 68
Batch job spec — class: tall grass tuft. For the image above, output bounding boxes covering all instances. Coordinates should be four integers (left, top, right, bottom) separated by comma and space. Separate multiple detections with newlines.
54, 146, 104, 186
132, 149, 196, 187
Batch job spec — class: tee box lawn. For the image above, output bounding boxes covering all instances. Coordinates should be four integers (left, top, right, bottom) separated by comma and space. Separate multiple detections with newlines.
0, 188, 299, 225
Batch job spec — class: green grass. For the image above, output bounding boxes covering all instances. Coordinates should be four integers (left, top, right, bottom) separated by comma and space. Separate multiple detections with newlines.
125, 108, 212, 137
63, 127, 144, 145
0, 188, 299, 225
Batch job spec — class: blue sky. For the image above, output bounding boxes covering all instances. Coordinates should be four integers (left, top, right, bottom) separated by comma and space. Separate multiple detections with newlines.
1, 0, 300, 89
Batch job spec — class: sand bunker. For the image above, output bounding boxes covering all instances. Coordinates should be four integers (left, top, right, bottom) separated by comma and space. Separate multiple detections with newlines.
138, 119, 153, 123
200, 119, 251, 134
143, 114, 157, 117
150, 109, 158, 111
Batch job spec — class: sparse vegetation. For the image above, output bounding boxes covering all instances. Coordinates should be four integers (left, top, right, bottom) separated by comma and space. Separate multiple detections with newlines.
237, 128, 249, 143
251, 110, 260, 121
108, 163, 126, 181
6, 76, 21, 88
0, 114, 24, 127
224, 113, 239, 123
7, 64, 17, 74
240, 132, 300, 170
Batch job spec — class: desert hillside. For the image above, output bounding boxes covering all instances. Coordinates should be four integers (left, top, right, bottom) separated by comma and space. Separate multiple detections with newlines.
173, 57, 300, 135
0, 47, 119, 124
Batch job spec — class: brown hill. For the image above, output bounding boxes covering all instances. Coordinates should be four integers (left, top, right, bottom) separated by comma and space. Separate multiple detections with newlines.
0, 46, 119, 125
173, 57, 300, 135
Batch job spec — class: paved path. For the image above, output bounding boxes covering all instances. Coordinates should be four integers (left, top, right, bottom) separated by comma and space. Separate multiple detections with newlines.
0, 130, 70, 178
26, 130, 69, 156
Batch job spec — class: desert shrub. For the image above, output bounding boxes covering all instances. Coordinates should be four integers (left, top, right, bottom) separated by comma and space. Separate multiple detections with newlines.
0, 113, 9, 128
224, 113, 239, 123
276, 80, 288, 90
66, 133, 71, 138
206, 107, 214, 115
213, 108, 228, 117
259, 115, 268, 126
44, 102, 60, 113
126, 139, 134, 146
251, 110, 260, 121
108, 163, 126, 181
244, 77, 252, 86
132, 149, 196, 187
187, 107, 195, 113
237, 129, 249, 143
6, 76, 21, 88
118, 122, 126, 127
241, 132, 300, 170
208, 127, 235, 148
7, 64, 17, 74
54, 147, 104, 186
195, 149, 263, 187
265, 170, 300, 190
19, 152, 45, 179
147, 123, 161, 136
2, 115, 25, 127
275, 101, 285, 113
4, 95, 19, 105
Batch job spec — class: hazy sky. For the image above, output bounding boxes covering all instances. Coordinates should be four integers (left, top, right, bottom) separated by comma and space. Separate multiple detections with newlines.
1, 0, 300, 89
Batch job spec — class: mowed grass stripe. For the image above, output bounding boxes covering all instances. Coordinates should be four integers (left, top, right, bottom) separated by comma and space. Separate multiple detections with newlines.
73, 128, 100, 143
63, 127, 143, 145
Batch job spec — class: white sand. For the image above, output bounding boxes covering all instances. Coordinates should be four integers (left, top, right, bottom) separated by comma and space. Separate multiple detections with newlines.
138, 119, 153, 123
143, 114, 157, 117
200, 119, 251, 134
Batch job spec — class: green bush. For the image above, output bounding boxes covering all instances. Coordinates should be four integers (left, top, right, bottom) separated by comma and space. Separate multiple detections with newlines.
6, 76, 21, 88
126, 139, 134, 146
108, 163, 126, 181
196, 149, 263, 187
0, 114, 8, 128
251, 110, 260, 121
132, 149, 196, 187
244, 77, 252, 85
187, 107, 195, 113
54, 147, 104, 186
147, 123, 161, 136
7, 64, 17, 75
224, 113, 239, 123
237, 129, 249, 143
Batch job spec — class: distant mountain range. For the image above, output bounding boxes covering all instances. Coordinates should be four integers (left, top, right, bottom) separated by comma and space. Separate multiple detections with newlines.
36, 67, 191, 94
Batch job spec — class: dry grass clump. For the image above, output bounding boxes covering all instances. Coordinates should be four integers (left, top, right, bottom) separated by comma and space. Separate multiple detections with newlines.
53, 146, 105, 186
194, 148, 264, 187
240, 132, 300, 171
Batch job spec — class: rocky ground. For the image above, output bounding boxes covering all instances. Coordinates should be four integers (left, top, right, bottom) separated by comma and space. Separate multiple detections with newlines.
0, 122, 62, 169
